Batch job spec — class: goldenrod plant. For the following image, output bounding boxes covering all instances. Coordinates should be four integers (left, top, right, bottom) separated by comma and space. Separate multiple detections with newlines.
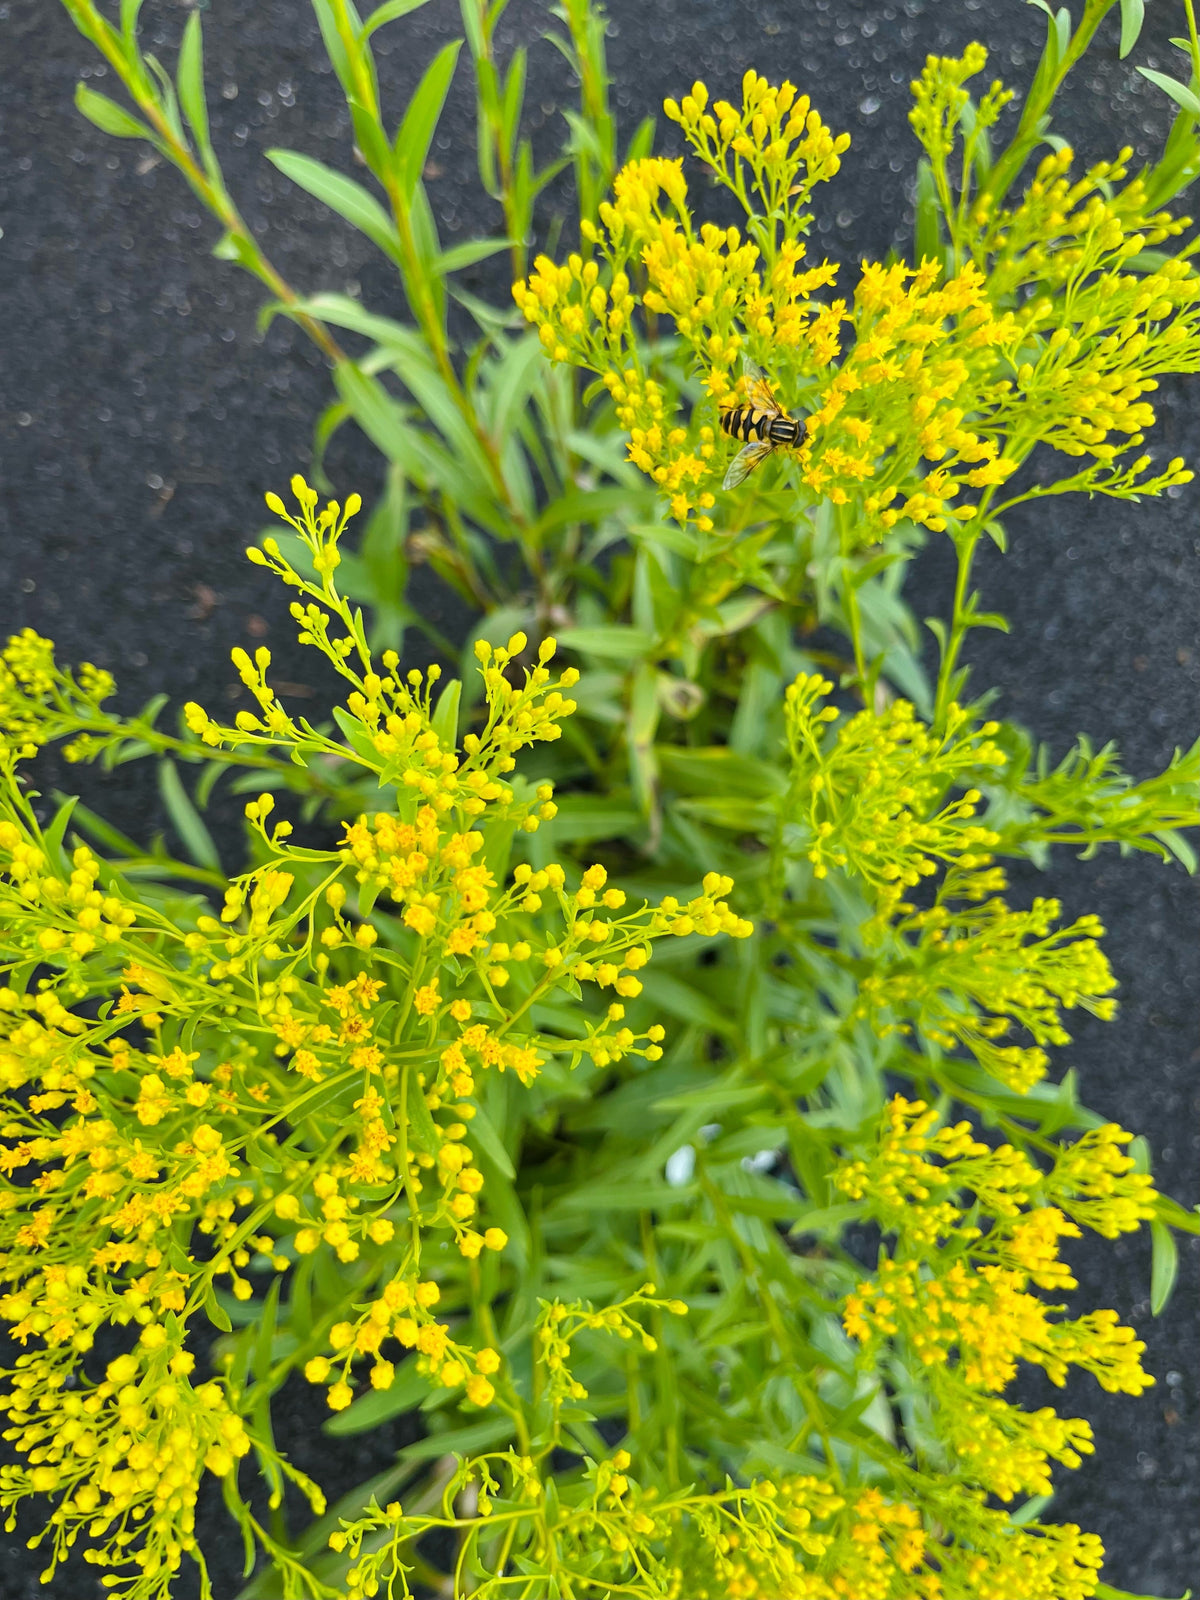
6, 0, 1197, 1595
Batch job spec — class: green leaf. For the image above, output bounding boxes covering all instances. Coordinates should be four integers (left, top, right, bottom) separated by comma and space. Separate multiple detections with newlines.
51, 794, 141, 859
288, 1257, 314, 1339
265, 149, 404, 265
402, 1064, 441, 1155
1153, 1194, 1200, 1235
288, 1073, 357, 1128
787, 1202, 862, 1238
299, 307, 498, 504
533, 487, 647, 540
1119, 0, 1146, 58
348, 96, 394, 182
253, 1277, 282, 1384
158, 760, 221, 873
624, 113, 656, 165
1095, 1585, 1193, 1600
1153, 827, 1196, 871
557, 625, 655, 661
628, 660, 660, 817
657, 746, 783, 799
460, 0, 486, 58
363, 0, 434, 36
434, 237, 512, 275
332, 706, 380, 766
203, 1284, 233, 1333
396, 1416, 514, 1464
486, 333, 545, 448
246, 1136, 282, 1175
120, 0, 145, 46
501, 46, 528, 160
538, 798, 641, 845
463, 1101, 515, 1179
913, 157, 942, 268
142, 51, 186, 145
552, 1180, 693, 1214
1150, 1219, 1179, 1315
1010, 1492, 1054, 1526
212, 231, 254, 266
1137, 67, 1200, 119
75, 83, 152, 141
430, 678, 461, 746
324, 1355, 430, 1434
394, 40, 463, 202
309, 0, 355, 98
638, 970, 732, 1034
42, 795, 81, 877
290, 294, 427, 359
924, 616, 948, 657
653, 1081, 768, 1115
969, 610, 1010, 633
176, 11, 210, 154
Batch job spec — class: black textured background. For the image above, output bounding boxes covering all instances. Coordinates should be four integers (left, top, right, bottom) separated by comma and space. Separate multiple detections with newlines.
1, 0, 1197, 1594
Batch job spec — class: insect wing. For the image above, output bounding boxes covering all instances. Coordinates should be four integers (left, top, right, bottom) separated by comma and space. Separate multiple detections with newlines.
740, 356, 783, 418
722, 440, 773, 490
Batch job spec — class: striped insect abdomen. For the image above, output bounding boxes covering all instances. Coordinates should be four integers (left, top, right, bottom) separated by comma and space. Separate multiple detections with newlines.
720, 406, 772, 442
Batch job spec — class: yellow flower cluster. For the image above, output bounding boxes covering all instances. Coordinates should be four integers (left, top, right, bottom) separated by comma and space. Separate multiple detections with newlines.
806, 255, 1024, 527
512, 106, 846, 526
1045, 1122, 1160, 1238
664, 73, 851, 242
321, 1278, 1114, 1600
908, 43, 1011, 170
784, 673, 1005, 896
0, 480, 755, 1594
838, 1097, 1157, 1504
858, 887, 1117, 1092
834, 1095, 1042, 1250
777, 677, 1116, 1093
303, 1275, 503, 1411
846, 1249, 1152, 1388
0, 1332, 265, 1595
515, 61, 1198, 539
331, 1437, 1106, 1600
0, 834, 137, 1007
0, 628, 115, 764
837, 1096, 1159, 1258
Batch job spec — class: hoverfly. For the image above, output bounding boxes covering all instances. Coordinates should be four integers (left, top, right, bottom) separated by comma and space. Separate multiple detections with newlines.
719, 357, 807, 490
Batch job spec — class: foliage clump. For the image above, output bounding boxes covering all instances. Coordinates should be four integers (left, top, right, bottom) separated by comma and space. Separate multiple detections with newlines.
11, 1, 1200, 1596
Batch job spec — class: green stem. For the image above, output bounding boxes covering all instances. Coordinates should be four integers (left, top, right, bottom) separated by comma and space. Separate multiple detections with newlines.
472, 0, 528, 283
562, 0, 613, 224
324, 0, 532, 555
982, 0, 1118, 210
60, 0, 346, 366
932, 527, 981, 729
1186, 0, 1200, 86
842, 577, 868, 699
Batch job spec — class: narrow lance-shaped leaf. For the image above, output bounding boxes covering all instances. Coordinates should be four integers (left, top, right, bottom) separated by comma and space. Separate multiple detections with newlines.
266, 148, 405, 267
1137, 67, 1200, 120
363, 0, 434, 37
176, 10, 210, 157
1119, 0, 1146, 59
1150, 1219, 1179, 1315
75, 82, 154, 141
434, 237, 513, 275
394, 39, 463, 202
501, 45, 527, 163
157, 759, 221, 873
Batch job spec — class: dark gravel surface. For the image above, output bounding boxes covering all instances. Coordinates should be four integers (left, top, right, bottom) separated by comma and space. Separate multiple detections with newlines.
2, 0, 1198, 1594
